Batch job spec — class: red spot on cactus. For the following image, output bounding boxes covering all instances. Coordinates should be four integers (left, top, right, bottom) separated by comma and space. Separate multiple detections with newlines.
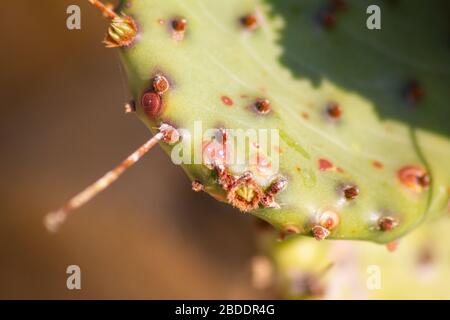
318, 7, 337, 29
326, 102, 342, 119
342, 185, 359, 200
172, 17, 187, 32
221, 96, 234, 106
254, 98, 271, 114
318, 158, 334, 171
403, 79, 424, 104
170, 17, 187, 41
398, 165, 430, 193
378, 216, 398, 231
372, 160, 384, 169
240, 13, 258, 30
141, 91, 162, 118
317, 0, 348, 30
318, 209, 339, 230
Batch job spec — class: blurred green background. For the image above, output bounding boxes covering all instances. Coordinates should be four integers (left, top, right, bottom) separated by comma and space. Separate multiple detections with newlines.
0, 0, 266, 299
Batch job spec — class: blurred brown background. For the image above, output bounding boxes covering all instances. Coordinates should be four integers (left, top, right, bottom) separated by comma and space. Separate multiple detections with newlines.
0, 1, 265, 299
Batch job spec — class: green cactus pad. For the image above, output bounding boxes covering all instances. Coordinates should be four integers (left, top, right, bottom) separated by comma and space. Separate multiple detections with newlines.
117, 0, 450, 243
273, 216, 450, 299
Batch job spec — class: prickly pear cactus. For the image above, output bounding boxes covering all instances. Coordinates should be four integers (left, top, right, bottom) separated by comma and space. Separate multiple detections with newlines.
112, 0, 449, 244
271, 216, 450, 299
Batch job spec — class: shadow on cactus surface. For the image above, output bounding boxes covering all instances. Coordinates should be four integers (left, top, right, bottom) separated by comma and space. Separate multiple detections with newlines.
273, 0, 449, 137
115, 0, 449, 246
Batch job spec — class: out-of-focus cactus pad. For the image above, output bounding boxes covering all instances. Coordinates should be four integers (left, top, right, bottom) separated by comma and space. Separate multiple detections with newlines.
273, 216, 450, 299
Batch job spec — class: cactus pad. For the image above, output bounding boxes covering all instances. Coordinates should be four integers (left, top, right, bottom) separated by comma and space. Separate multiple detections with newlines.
116, 0, 450, 243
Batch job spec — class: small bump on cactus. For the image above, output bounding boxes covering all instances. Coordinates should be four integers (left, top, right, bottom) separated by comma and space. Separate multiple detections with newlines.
141, 91, 162, 118
170, 16, 188, 41
378, 216, 399, 232
152, 74, 170, 95
325, 102, 342, 121
311, 225, 330, 241
240, 13, 260, 31
341, 184, 359, 200
254, 98, 272, 115
397, 165, 430, 193
171, 17, 188, 32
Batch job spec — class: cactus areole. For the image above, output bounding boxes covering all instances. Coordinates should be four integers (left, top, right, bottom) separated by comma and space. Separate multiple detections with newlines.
48, 0, 450, 245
